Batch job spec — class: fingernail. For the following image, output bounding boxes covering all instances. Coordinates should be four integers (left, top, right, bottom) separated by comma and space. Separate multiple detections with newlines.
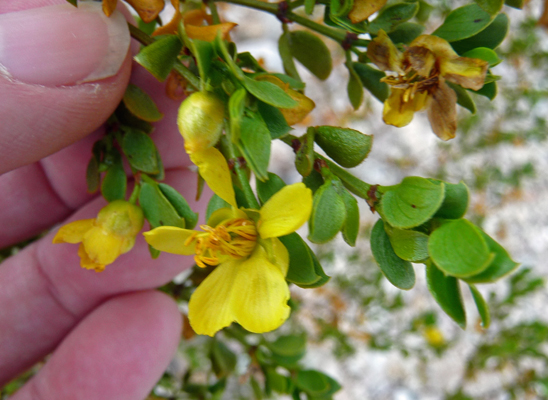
0, 2, 130, 86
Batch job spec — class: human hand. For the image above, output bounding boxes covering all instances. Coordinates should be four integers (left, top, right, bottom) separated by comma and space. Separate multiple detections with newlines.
0, 1, 202, 398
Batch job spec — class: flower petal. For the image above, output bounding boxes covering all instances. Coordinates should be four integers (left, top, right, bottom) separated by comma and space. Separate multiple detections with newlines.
186, 23, 237, 42
258, 183, 312, 239
366, 30, 404, 73
441, 57, 488, 91
83, 227, 125, 265
270, 238, 289, 277
52, 219, 95, 244
188, 258, 240, 336
231, 246, 290, 333
427, 81, 457, 141
409, 35, 458, 61
78, 244, 105, 272
382, 90, 417, 127
191, 148, 237, 208
143, 226, 196, 255
152, 0, 180, 36
207, 207, 248, 227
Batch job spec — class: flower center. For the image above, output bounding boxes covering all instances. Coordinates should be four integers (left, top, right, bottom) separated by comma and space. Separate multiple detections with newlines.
382, 70, 440, 103
185, 218, 258, 268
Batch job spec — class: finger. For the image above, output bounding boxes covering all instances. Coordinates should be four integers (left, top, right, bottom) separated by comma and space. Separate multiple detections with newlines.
0, 169, 204, 384
10, 291, 182, 400
0, 1, 132, 174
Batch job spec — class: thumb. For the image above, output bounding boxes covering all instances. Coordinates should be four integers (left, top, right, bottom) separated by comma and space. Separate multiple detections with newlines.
0, 2, 132, 174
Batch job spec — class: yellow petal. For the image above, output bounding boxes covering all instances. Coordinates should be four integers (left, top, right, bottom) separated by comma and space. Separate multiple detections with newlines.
348, 0, 387, 23
382, 90, 416, 127
409, 35, 458, 61
182, 9, 210, 26
427, 82, 457, 141
441, 57, 488, 91
52, 219, 95, 244
143, 226, 196, 255
269, 237, 290, 277
78, 244, 106, 272
366, 30, 404, 73
126, 0, 165, 23
191, 148, 237, 207
207, 207, 248, 227
258, 183, 312, 239
82, 227, 124, 265
186, 23, 238, 42
188, 258, 240, 336
231, 245, 291, 333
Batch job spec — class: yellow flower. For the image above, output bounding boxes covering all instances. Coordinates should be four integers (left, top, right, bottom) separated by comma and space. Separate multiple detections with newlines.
144, 183, 313, 336
53, 200, 144, 272
367, 31, 489, 140
423, 326, 445, 347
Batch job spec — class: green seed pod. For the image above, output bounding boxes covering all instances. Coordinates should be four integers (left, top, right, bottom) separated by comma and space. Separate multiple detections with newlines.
314, 126, 373, 168
177, 91, 225, 154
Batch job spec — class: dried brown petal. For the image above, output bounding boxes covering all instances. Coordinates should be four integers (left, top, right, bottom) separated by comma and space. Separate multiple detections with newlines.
153, 0, 180, 36
366, 30, 403, 73
102, 0, 118, 17
442, 57, 488, 91
427, 81, 457, 141
126, 0, 165, 23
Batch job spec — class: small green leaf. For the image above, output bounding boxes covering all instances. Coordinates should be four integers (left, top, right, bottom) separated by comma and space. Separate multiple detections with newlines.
101, 149, 126, 202
115, 102, 153, 133
257, 101, 291, 139
303, 169, 324, 193
370, 219, 415, 290
330, 0, 354, 17
469, 284, 491, 328
433, 4, 493, 42
450, 13, 509, 54
426, 262, 466, 329
308, 179, 346, 243
121, 129, 160, 174
384, 224, 429, 262
314, 125, 373, 168
341, 189, 359, 247
474, 0, 503, 15
298, 249, 330, 288
268, 334, 307, 357
471, 81, 497, 100
464, 231, 519, 283
139, 182, 185, 228
210, 340, 237, 378
279, 233, 321, 286
305, 0, 316, 14
447, 81, 477, 114
428, 219, 494, 278
288, 31, 333, 80
243, 77, 298, 108
295, 128, 315, 177
192, 39, 214, 83
158, 183, 198, 229
123, 84, 163, 122
86, 154, 100, 194
462, 47, 501, 67
353, 62, 389, 102
368, 2, 419, 35
66, 0, 78, 6
347, 62, 364, 110
504, 0, 523, 9
266, 368, 288, 394
256, 173, 286, 204
387, 22, 425, 44
432, 180, 470, 219
238, 112, 271, 181
296, 370, 329, 396
379, 177, 445, 229
134, 35, 182, 82
237, 52, 267, 72
278, 32, 301, 82
228, 88, 247, 143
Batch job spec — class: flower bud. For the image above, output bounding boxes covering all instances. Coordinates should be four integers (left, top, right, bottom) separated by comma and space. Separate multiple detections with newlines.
96, 200, 144, 237
177, 91, 225, 154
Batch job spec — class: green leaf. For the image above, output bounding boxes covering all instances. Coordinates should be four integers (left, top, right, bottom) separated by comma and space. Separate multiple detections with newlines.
134, 35, 182, 82
450, 13, 509, 54
330, 0, 354, 17
66, 0, 77, 6
238, 112, 271, 181
228, 88, 247, 143
368, 2, 419, 35
387, 22, 425, 44
296, 370, 329, 396
464, 231, 519, 283
237, 52, 267, 73
210, 340, 237, 378
101, 149, 126, 202
428, 219, 494, 278
256, 173, 286, 204
370, 219, 415, 290
243, 77, 298, 108
432, 180, 470, 219
288, 31, 333, 80
268, 334, 306, 357
426, 262, 466, 329
257, 101, 291, 139
353, 63, 389, 102
295, 128, 315, 177
314, 125, 373, 168
308, 179, 346, 243
469, 284, 491, 328
447, 81, 477, 114
279, 233, 322, 286
379, 177, 445, 229
471, 81, 497, 100
123, 84, 163, 122
462, 47, 501, 67
504, 0, 523, 9
341, 189, 359, 247
278, 32, 301, 82
305, 0, 316, 14
474, 0, 503, 15
86, 154, 100, 194
303, 169, 324, 193
139, 182, 185, 228
266, 368, 288, 394
158, 183, 198, 229
432, 4, 493, 42
298, 249, 330, 288
192, 39, 214, 83
347, 62, 364, 110
121, 129, 160, 174
324, 7, 368, 33
206, 194, 231, 221
115, 102, 153, 134
384, 223, 429, 262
